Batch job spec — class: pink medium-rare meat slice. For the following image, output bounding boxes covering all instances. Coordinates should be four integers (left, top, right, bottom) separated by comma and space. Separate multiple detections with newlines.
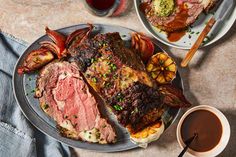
142, 0, 217, 32
35, 61, 116, 144
53, 76, 97, 131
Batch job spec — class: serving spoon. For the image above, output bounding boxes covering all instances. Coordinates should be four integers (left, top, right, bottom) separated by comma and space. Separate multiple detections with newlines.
178, 133, 198, 157
181, 0, 234, 67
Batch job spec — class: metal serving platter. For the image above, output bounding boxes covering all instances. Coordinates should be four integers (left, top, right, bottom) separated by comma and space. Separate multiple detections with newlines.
13, 24, 182, 152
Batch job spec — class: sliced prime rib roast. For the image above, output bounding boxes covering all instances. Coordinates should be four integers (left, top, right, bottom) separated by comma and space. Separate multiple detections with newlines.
141, 0, 217, 32
70, 32, 191, 134
35, 61, 116, 144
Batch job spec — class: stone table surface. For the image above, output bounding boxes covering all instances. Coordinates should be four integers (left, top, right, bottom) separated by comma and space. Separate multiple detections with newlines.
1, 1, 235, 157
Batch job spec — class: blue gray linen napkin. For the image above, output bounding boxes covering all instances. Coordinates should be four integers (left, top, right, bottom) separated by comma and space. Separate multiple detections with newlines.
0, 32, 71, 157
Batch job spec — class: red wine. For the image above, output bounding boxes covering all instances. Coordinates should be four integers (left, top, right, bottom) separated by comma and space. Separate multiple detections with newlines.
86, 0, 115, 10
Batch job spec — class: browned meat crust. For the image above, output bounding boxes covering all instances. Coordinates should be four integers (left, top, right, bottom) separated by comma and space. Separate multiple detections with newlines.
70, 32, 191, 133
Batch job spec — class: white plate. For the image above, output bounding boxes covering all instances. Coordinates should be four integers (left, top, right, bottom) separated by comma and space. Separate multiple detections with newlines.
134, 0, 236, 49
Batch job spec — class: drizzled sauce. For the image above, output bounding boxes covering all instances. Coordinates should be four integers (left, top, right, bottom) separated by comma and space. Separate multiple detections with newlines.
167, 30, 186, 42
181, 110, 222, 152
166, 4, 188, 30
86, 0, 115, 10
166, 4, 188, 42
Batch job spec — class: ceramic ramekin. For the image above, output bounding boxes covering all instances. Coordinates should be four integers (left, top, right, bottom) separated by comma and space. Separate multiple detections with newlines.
176, 105, 230, 157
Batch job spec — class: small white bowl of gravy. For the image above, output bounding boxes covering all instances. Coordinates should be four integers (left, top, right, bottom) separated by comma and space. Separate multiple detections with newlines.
177, 105, 230, 157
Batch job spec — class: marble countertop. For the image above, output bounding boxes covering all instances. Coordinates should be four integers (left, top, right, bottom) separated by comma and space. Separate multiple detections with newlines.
1, 1, 236, 157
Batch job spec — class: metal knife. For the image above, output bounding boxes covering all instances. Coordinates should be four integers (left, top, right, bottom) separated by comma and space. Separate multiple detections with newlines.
214, 0, 235, 22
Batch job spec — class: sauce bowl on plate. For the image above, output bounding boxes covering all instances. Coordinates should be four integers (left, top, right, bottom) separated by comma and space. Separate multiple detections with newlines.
176, 105, 230, 157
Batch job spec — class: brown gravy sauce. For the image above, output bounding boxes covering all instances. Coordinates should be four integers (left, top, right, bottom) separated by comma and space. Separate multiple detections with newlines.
166, 4, 188, 42
181, 110, 222, 152
167, 30, 186, 42
166, 4, 188, 30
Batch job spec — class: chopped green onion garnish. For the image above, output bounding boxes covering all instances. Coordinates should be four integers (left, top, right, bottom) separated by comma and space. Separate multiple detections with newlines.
92, 77, 97, 83
43, 104, 49, 110
113, 104, 123, 111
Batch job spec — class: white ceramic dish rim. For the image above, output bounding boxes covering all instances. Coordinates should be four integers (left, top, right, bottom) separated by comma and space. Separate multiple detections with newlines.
176, 105, 231, 157
134, 0, 236, 50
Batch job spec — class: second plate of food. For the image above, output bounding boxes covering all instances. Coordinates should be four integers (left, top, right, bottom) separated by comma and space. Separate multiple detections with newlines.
135, 0, 236, 49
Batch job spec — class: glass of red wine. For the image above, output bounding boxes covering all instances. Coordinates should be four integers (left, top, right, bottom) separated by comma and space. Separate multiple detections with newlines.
83, 0, 131, 17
